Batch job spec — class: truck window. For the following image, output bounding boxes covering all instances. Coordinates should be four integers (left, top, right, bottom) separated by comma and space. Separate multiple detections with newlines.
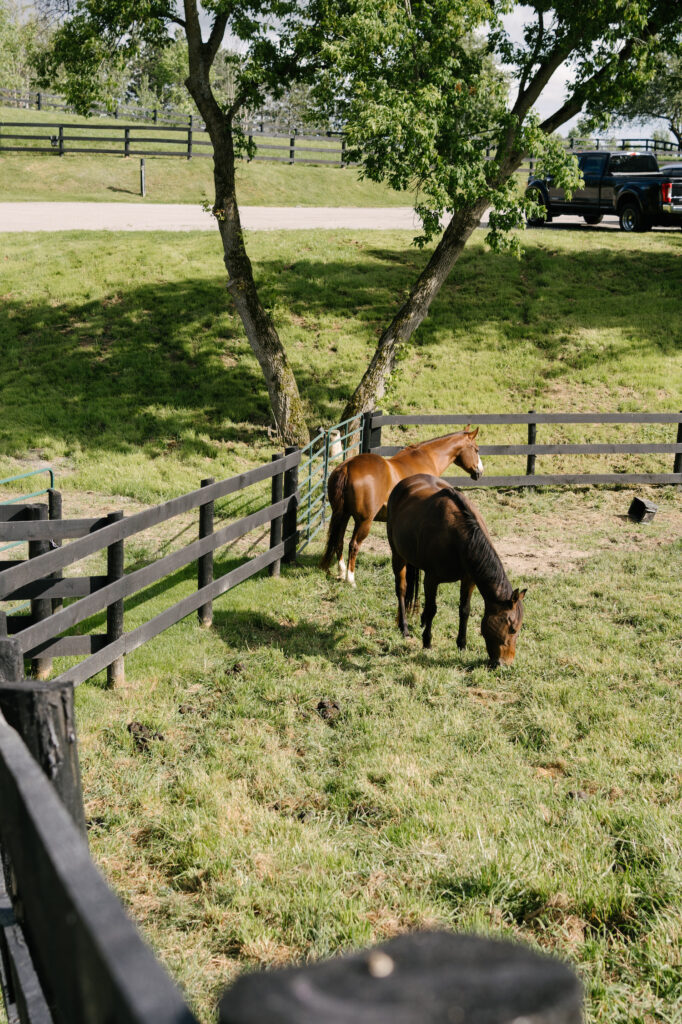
607, 154, 659, 172
577, 155, 604, 175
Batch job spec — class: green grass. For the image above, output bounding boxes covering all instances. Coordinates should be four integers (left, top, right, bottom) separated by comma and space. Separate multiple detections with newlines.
1, 227, 681, 501
0, 105, 408, 206
1, 225, 682, 1022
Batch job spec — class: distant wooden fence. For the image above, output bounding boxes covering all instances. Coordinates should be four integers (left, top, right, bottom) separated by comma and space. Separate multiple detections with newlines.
0, 118, 347, 165
370, 410, 682, 489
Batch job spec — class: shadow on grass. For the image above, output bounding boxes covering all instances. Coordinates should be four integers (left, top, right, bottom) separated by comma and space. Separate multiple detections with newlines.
2, 241, 680, 464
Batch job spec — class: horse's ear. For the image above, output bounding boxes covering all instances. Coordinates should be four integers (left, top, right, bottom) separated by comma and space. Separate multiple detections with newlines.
464, 423, 471, 432
512, 588, 527, 603
468, 426, 479, 440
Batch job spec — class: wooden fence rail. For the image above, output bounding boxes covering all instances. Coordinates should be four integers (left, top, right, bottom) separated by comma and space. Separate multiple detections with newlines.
0, 120, 347, 165
0, 450, 300, 688
370, 410, 682, 489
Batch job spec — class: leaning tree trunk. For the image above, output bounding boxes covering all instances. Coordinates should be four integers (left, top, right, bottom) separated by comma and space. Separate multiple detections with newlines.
184, 10, 309, 447
341, 196, 490, 420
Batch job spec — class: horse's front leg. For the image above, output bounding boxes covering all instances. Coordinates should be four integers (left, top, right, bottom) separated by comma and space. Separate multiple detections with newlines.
392, 553, 410, 637
457, 577, 475, 650
421, 575, 438, 649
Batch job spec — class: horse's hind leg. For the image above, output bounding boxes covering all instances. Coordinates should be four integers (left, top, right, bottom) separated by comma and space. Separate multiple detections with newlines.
457, 577, 475, 650
346, 517, 371, 586
334, 512, 351, 578
421, 574, 439, 649
392, 552, 410, 637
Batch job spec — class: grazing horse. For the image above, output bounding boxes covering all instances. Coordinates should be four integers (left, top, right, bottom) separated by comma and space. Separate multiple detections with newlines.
320, 428, 483, 585
387, 474, 526, 667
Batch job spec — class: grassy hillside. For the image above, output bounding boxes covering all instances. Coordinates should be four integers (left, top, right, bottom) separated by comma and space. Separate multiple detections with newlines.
1, 227, 680, 500
0, 105, 408, 206
1, 226, 682, 1023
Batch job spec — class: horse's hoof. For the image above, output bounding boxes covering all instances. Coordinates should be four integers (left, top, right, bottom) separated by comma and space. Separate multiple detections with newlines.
456, 638, 466, 650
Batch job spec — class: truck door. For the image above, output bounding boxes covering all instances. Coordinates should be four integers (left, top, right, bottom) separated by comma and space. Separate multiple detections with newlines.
573, 153, 606, 212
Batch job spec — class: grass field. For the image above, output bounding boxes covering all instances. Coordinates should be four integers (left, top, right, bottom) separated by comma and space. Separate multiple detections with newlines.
0, 105, 407, 206
1, 225, 682, 1022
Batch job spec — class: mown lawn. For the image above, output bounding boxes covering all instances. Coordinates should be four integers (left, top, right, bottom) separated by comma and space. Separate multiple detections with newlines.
1, 225, 681, 1022
0, 105, 407, 206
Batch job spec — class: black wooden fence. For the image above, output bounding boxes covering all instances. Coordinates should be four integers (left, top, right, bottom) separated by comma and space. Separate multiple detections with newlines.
0, 451, 302, 689
0, 119, 347, 165
369, 410, 682, 488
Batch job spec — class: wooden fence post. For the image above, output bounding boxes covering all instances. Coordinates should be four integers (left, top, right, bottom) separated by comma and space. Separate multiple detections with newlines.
269, 456, 284, 578
341, 136, 347, 167
0, 632, 87, 838
369, 409, 383, 452
58, 124, 64, 156
48, 488, 63, 615
289, 134, 295, 164
198, 478, 215, 627
526, 409, 537, 478
674, 411, 682, 476
361, 411, 373, 453
218, 931, 582, 1024
282, 446, 299, 563
124, 126, 130, 157
29, 505, 52, 681
106, 511, 124, 688
187, 115, 193, 159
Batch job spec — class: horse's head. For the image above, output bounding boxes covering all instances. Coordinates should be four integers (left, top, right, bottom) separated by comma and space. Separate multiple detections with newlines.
455, 427, 484, 480
481, 588, 526, 667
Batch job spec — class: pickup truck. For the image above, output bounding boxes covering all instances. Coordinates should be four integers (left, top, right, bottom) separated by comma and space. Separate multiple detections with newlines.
526, 151, 682, 232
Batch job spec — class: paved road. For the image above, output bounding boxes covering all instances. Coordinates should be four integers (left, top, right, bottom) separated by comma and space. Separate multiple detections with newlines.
0, 202, 423, 232
0, 201, 678, 232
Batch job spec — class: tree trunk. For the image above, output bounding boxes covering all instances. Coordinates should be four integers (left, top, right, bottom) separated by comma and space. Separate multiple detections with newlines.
183, 10, 309, 447
341, 196, 490, 420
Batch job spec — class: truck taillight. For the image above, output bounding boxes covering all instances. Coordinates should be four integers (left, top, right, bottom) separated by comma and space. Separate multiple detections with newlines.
661, 182, 672, 203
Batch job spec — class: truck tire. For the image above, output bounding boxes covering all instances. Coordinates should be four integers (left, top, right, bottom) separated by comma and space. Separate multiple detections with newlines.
584, 215, 603, 225
525, 188, 547, 227
618, 202, 649, 233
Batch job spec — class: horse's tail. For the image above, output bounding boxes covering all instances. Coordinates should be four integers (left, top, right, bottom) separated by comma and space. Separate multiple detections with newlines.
405, 564, 421, 613
320, 463, 350, 570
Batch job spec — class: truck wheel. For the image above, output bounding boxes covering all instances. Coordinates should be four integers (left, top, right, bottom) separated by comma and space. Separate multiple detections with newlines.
584, 215, 603, 225
525, 188, 547, 227
619, 202, 646, 232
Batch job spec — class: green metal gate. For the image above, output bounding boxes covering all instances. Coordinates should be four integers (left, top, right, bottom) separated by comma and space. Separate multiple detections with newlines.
296, 416, 363, 552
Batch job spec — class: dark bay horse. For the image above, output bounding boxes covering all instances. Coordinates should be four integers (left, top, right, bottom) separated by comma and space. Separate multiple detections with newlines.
387, 474, 526, 667
320, 429, 483, 585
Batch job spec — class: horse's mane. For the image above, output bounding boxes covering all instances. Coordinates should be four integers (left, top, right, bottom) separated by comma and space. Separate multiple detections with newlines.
444, 489, 512, 602
398, 431, 468, 454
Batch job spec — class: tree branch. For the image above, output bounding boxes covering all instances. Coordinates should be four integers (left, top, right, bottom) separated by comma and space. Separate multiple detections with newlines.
204, 13, 228, 66
516, 9, 544, 99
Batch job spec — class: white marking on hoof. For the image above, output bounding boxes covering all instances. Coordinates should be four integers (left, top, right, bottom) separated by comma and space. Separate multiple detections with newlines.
347, 569, 356, 587
337, 558, 346, 579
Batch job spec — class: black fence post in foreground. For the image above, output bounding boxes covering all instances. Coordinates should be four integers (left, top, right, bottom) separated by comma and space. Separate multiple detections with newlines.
106, 511, 125, 688
526, 409, 537, 478
0, 631, 87, 838
674, 410, 682, 476
269, 455, 284, 578
187, 115, 193, 159
219, 931, 583, 1024
289, 135, 295, 164
282, 446, 299, 563
198, 478, 215, 627
29, 505, 52, 681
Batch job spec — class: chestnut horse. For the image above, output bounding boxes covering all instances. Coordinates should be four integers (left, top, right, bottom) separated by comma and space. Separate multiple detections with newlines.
387, 474, 526, 667
320, 429, 483, 585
